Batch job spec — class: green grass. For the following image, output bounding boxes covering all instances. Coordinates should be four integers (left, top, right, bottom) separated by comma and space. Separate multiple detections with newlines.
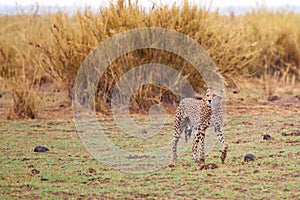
0, 111, 299, 199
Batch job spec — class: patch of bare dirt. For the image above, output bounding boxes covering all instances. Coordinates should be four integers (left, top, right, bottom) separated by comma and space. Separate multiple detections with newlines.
226, 96, 300, 116
196, 163, 218, 170
268, 95, 300, 107
281, 130, 300, 137
1, 82, 300, 120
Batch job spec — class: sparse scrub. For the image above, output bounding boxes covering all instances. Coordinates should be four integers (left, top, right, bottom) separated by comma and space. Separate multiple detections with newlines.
244, 10, 300, 82
6, 61, 40, 119
8, 85, 37, 119
0, 14, 47, 119
6, 74, 38, 120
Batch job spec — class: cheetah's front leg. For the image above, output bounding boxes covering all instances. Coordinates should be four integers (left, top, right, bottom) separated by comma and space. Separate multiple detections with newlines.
192, 129, 205, 163
214, 125, 228, 164
172, 135, 180, 163
172, 106, 185, 163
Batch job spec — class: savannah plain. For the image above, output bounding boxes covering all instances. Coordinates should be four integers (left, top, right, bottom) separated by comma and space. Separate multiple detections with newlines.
0, 1, 299, 199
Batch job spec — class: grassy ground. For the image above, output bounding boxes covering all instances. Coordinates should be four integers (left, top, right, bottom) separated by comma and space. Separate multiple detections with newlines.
1, 2, 300, 199
1, 97, 299, 199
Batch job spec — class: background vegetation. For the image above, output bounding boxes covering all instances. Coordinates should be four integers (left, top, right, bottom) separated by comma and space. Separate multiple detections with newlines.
0, 1, 300, 118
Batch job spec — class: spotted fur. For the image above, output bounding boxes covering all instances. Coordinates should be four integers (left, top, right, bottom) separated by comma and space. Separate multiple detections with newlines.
172, 89, 228, 164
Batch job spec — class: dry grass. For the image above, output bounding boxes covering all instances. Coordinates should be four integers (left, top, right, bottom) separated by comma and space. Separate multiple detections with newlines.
0, 1, 300, 114
7, 87, 36, 119
6, 68, 38, 119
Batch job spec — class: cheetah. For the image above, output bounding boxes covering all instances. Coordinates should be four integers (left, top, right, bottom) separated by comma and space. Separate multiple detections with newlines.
172, 89, 228, 164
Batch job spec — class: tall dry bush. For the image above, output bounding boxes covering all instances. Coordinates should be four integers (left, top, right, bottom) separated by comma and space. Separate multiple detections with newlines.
0, 13, 47, 119
8, 86, 37, 120
6, 68, 38, 120
38, 1, 258, 112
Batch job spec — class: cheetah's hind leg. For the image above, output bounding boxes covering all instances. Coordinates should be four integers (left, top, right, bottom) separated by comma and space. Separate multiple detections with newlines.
173, 107, 185, 163
184, 118, 192, 143
185, 127, 192, 143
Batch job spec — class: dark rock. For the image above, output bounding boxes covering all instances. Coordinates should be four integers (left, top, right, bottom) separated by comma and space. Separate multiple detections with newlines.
244, 154, 255, 162
263, 134, 272, 140
34, 146, 49, 152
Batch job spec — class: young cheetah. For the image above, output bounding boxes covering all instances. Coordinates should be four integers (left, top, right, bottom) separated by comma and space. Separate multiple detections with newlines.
172, 89, 228, 164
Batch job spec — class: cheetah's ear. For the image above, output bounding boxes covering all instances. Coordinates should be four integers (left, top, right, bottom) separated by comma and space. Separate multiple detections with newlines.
220, 89, 225, 94
206, 89, 211, 93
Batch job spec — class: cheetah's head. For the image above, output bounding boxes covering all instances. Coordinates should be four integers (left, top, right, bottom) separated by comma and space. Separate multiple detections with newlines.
205, 89, 224, 105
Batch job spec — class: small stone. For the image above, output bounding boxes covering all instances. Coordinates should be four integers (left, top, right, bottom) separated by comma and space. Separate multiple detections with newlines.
198, 163, 218, 170
282, 131, 300, 137
244, 154, 255, 162
267, 95, 279, 101
281, 132, 287, 136
40, 177, 48, 181
284, 122, 294, 126
34, 146, 49, 152
168, 164, 175, 168
31, 169, 40, 175
253, 170, 259, 174
27, 164, 34, 168
88, 167, 96, 173
263, 134, 271, 140
291, 130, 300, 136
